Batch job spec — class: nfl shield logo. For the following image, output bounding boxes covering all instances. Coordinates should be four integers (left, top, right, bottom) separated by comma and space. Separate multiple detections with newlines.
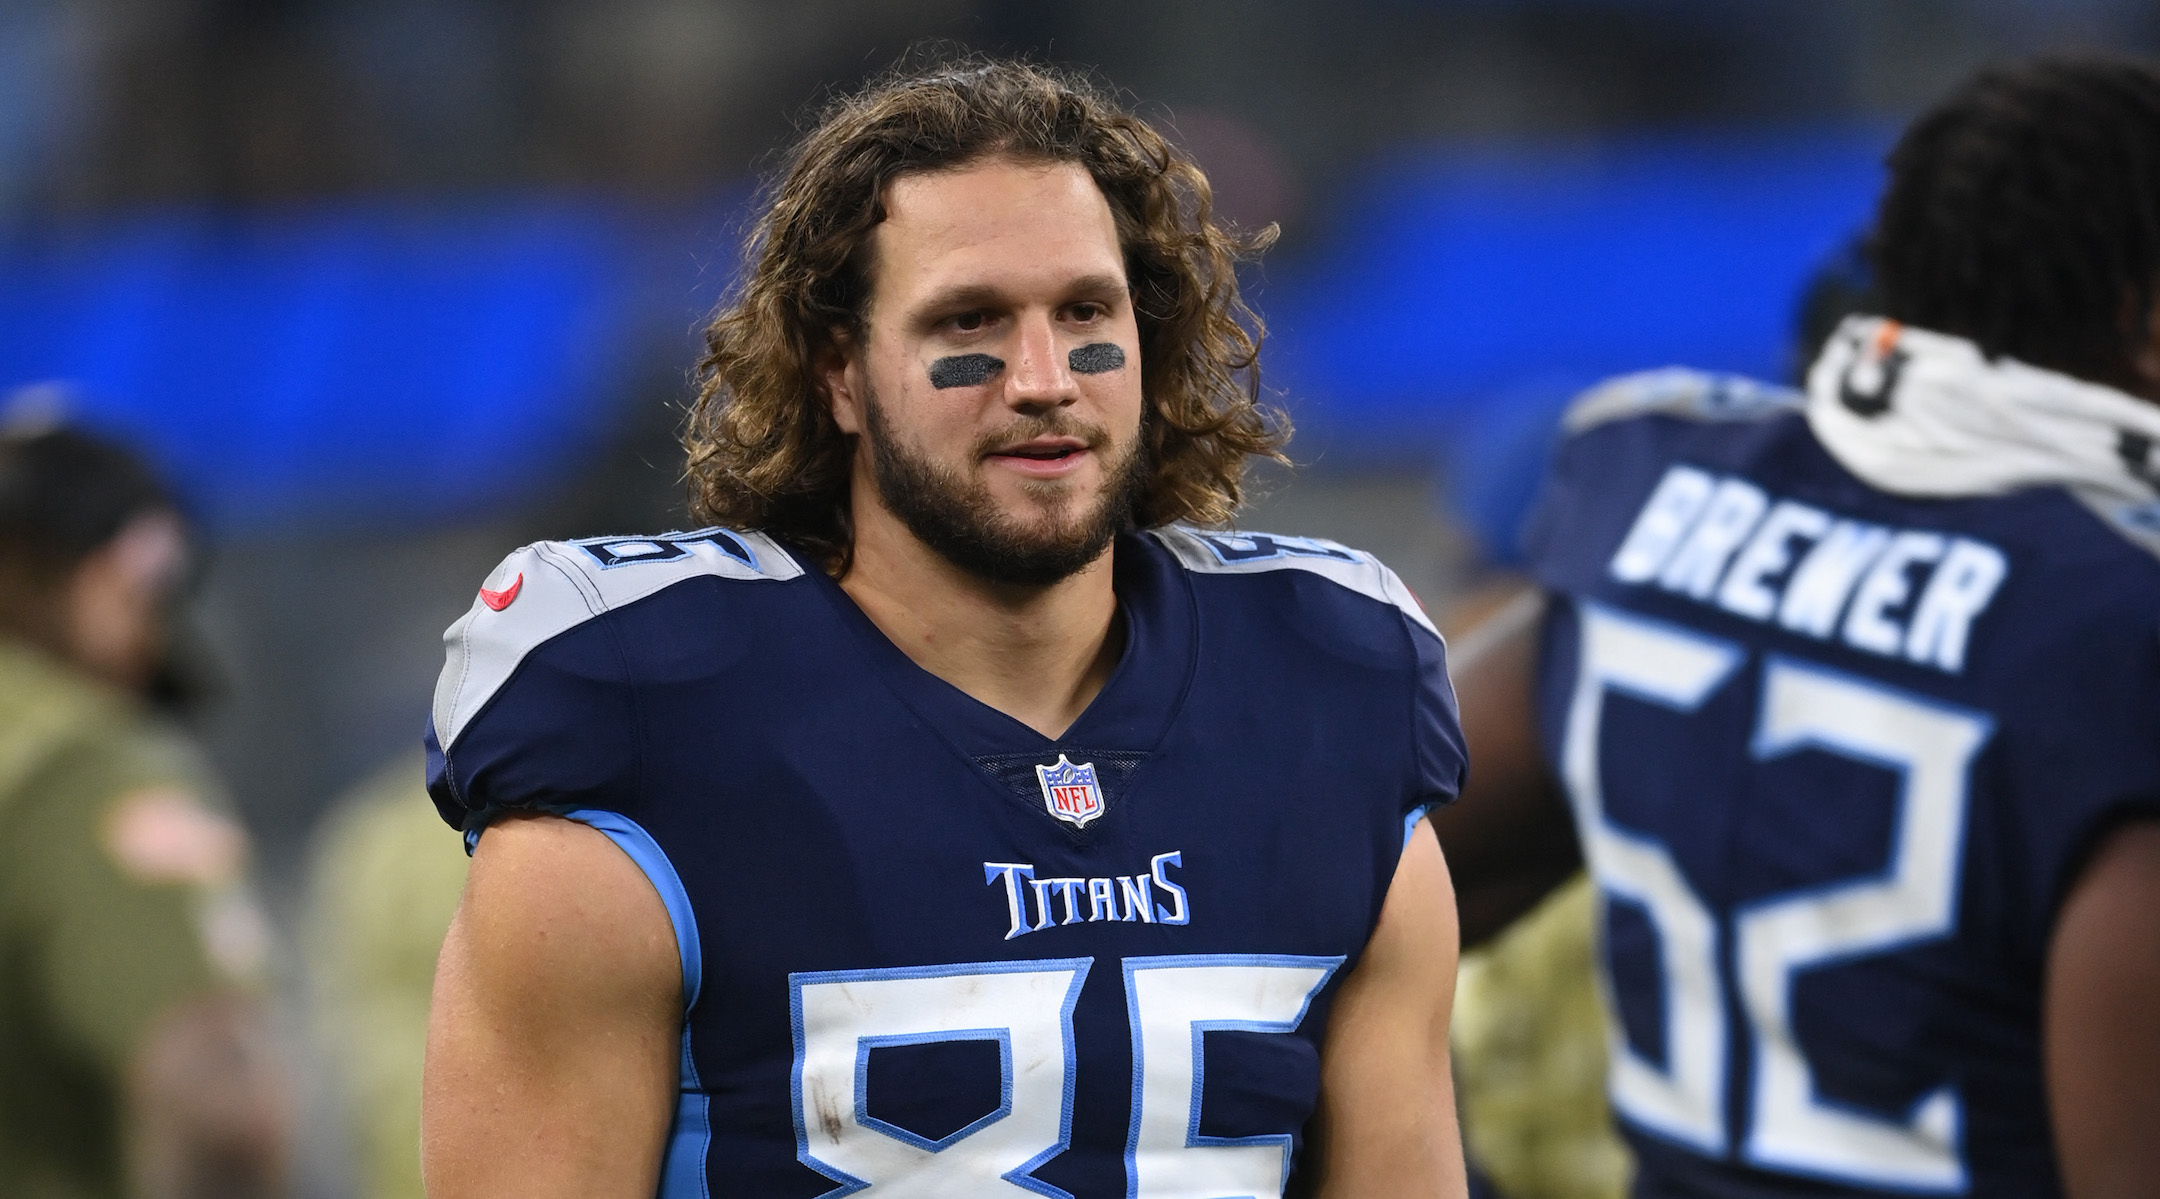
1034, 754, 1106, 829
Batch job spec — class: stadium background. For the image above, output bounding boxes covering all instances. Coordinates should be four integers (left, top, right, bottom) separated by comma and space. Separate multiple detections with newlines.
1, 3, 2154, 1195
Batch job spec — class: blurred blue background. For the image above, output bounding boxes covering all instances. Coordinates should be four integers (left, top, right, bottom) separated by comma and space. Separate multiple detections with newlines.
0, 202, 635, 525
0, 125, 1888, 529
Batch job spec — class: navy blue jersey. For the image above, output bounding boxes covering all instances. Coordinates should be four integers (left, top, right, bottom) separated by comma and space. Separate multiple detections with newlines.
425, 525, 1463, 1198
1521, 371, 2160, 1197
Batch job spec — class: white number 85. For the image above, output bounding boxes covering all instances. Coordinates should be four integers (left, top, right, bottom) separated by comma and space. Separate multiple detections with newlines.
789, 953, 1340, 1198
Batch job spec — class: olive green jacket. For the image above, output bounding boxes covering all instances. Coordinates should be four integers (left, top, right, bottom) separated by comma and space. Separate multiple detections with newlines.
0, 640, 258, 1199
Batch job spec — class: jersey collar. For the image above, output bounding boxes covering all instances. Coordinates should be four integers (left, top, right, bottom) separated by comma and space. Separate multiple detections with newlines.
798, 529, 1198, 760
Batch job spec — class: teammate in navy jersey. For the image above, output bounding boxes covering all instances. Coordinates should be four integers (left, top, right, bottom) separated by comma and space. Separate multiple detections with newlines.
421, 59, 1469, 1199
1438, 56, 2160, 1198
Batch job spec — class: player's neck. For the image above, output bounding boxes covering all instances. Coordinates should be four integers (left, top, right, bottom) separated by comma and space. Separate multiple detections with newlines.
839, 505, 1124, 741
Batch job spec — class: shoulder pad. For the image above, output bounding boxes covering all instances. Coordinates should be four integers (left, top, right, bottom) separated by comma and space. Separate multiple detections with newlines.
2070, 487, 2160, 565
1563, 367, 1801, 435
432, 528, 802, 751
1148, 526, 1438, 637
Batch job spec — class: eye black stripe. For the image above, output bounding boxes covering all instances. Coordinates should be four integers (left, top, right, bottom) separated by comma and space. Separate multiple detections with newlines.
928, 354, 1005, 389
1068, 343, 1126, 374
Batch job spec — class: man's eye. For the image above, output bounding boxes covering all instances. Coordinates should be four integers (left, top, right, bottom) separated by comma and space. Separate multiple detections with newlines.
1070, 303, 1104, 322
951, 312, 986, 332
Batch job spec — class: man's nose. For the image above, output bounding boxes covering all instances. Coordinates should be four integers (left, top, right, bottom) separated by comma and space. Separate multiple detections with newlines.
1003, 315, 1079, 412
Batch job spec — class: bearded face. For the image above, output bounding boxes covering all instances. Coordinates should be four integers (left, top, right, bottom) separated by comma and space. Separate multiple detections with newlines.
829, 158, 1150, 587
859, 382, 1146, 586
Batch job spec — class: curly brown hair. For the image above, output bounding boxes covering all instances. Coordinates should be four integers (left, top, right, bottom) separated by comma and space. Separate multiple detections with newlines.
682, 55, 1288, 573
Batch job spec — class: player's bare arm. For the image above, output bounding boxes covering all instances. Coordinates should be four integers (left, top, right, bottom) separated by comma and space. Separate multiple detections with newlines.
1428, 582, 1578, 947
422, 814, 681, 1199
1301, 820, 1469, 1199
2045, 818, 2160, 1199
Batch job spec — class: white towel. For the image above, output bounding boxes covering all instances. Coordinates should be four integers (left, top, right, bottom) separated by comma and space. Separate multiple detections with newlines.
1805, 315, 2160, 506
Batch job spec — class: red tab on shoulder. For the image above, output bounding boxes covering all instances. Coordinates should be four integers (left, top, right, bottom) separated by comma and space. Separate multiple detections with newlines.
479, 572, 523, 611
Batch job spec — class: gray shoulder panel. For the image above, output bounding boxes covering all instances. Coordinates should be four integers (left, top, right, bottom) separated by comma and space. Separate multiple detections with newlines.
431, 528, 803, 751
1563, 367, 1802, 435
2069, 487, 2160, 565
1148, 525, 1439, 638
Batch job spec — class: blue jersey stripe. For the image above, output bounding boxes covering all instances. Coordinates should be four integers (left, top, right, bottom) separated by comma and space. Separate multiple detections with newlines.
1402, 802, 1432, 851
659, 1090, 712, 1199
563, 808, 704, 1009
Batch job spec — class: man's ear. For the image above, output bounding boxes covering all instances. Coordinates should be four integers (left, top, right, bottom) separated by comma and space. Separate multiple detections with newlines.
818, 328, 866, 435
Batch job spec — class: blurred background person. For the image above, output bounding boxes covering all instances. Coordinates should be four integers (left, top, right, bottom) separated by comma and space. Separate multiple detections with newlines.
0, 416, 288, 1199
1447, 872, 1625, 1199
304, 756, 464, 1199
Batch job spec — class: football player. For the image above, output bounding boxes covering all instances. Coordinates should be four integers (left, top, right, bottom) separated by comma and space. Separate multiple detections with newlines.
1438, 55, 2160, 1198
422, 59, 1469, 1198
